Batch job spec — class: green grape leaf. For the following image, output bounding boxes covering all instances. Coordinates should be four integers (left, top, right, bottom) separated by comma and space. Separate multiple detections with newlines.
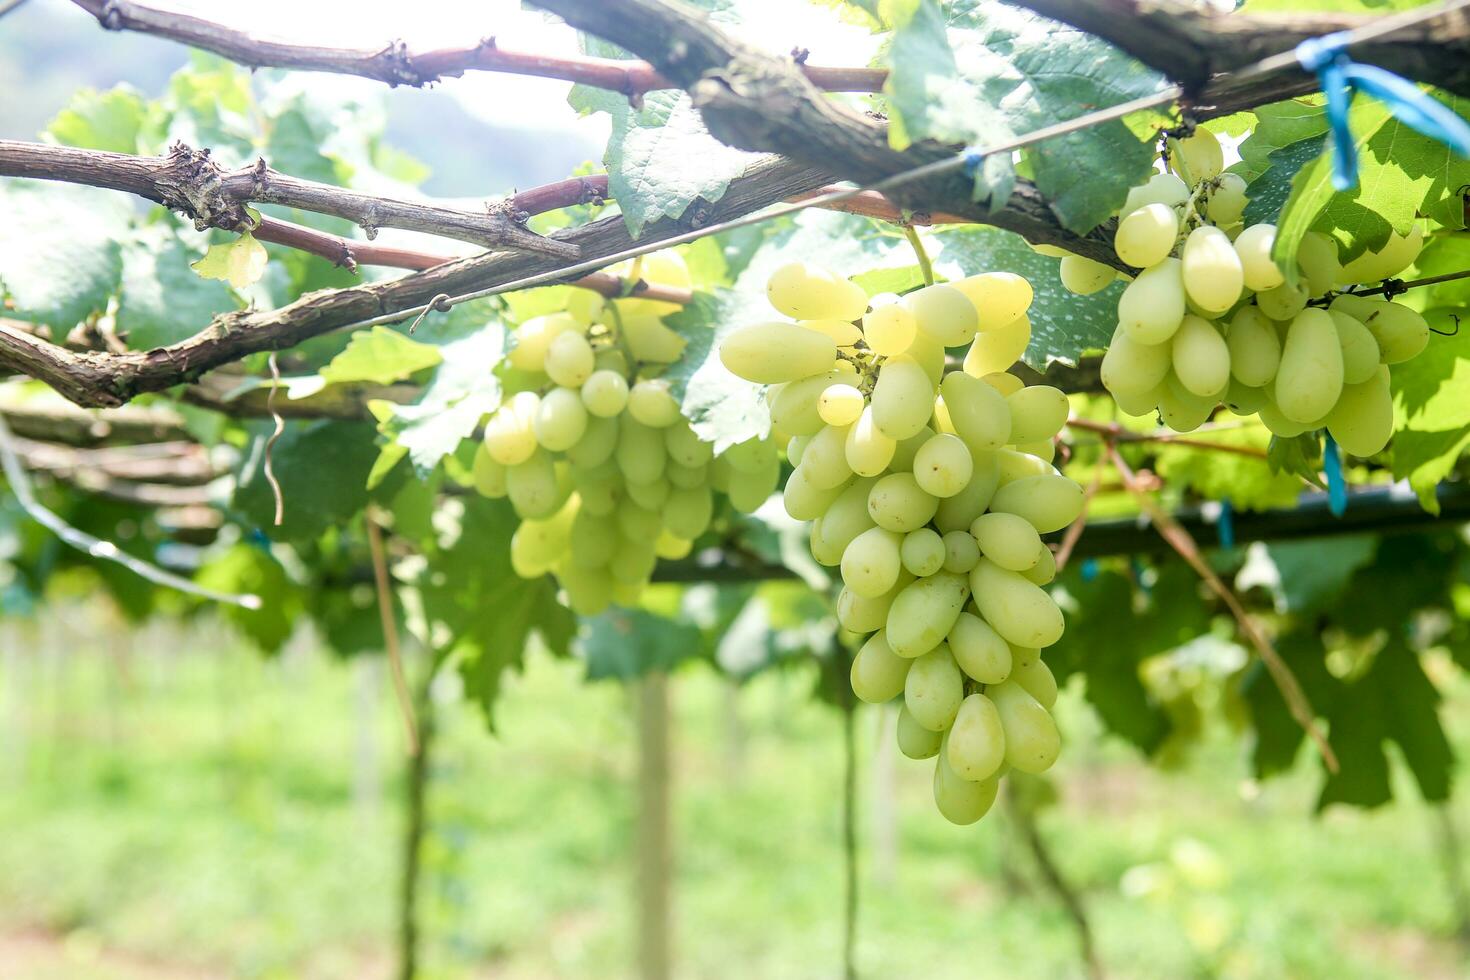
192, 232, 269, 289
1265, 432, 1324, 489
1241, 134, 1327, 229
1234, 98, 1327, 183
116, 228, 238, 349
195, 543, 302, 654
319, 326, 444, 386
233, 421, 379, 540
46, 85, 149, 153
581, 608, 706, 681
0, 180, 131, 329
1239, 629, 1334, 779
378, 319, 506, 473
1391, 323, 1470, 512
1252, 535, 1378, 613
570, 86, 760, 237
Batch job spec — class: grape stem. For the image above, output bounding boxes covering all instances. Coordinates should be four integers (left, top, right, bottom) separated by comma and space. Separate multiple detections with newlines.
902, 226, 935, 288
1314, 265, 1470, 304
1066, 417, 1270, 460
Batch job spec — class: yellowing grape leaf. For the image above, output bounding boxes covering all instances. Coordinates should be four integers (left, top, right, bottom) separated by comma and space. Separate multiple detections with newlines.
192, 232, 269, 289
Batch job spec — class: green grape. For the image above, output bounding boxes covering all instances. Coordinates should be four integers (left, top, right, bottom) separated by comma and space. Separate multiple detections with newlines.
941, 530, 981, 573
940, 371, 1012, 452
1122, 172, 1189, 216
862, 300, 917, 356
871, 355, 935, 440
766, 262, 868, 321
1296, 231, 1341, 296
534, 386, 589, 452
472, 444, 508, 498
948, 693, 1006, 782
1172, 128, 1223, 182
962, 313, 1031, 376
1206, 172, 1248, 225
1012, 656, 1058, 709
655, 530, 693, 561
970, 558, 1065, 648
616, 417, 666, 485
952, 272, 1032, 331
507, 449, 562, 519
1326, 364, 1393, 457
982, 372, 1024, 397
566, 414, 619, 469
1338, 224, 1424, 284
888, 425, 935, 473
1114, 202, 1179, 268
569, 506, 618, 569
912, 433, 974, 498
850, 631, 911, 704
573, 465, 620, 516
1275, 308, 1344, 424
885, 572, 971, 657
1255, 279, 1308, 320
627, 379, 680, 428
933, 452, 1000, 533
900, 527, 947, 577
842, 527, 904, 598
786, 435, 810, 468
947, 610, 1012, 684
564, 288, 606, 327
724, 436, 775, 473
837, 572, 914, 634
802, 422, 855, 490
626, 476, 670, 510
545, 329, 596, 388
1223, 378, 1268, 415
989, 680, 1060, 774
994, 448, 1053, 485
1059, 253, 1117, 295
867, 472, 939, 533
1226, 306, 1282, 387
484, 391, 541, 465
1099, 325, 1167, 399
1181, 225, 1244, 315
1022, 545, 1057, 586
970, 512, 1043, 572
1234, 223, 1285, 291
558, 562, 614, 616
510, 502, 574, 578
1348, 299, 1429, 364
906, 283, 980, 346
904, 644, 964, 731
720, 321, 838, 383
609, 539, 658, 582
668, 460, 705, 490
1171, 315, 1231, 397
1119, 258, 1186, 344
581, 369, 630, 418
664, 423, 713, 468
897, 705, 944, 760
1112, 383, 1163, 418
818, 478, 879, 557
783, 465, 851, 521
845, 405, 897, 477
907, 332, 946, 387
809, 515, 841, 567
664, 485, 713, 539
1159, 373, 1219, 432
800, 318, 863, 348
1257, 396, 1314, 438
1329, 311, 1381, 385
1005, 385, 1069, 444
933, 740, 1001, 825
617, 501, 662, 541
508, 312, 578, 372
817, 383, 865, 427
770, 369, 846, 436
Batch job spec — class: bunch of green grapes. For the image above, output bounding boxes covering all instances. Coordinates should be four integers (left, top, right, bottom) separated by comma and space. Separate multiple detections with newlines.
473, 252, 780, 615
1055, 128, 1429, 457
719, 262, 1084, 825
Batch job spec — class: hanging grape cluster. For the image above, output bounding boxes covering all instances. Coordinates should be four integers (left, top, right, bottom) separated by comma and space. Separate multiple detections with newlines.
719, 263, 1084, 825
473, 253, 779, 614
1056, 128, 1429, 456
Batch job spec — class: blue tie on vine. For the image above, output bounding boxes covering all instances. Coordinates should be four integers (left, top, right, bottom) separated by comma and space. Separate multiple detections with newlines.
1296, 31, 1470, 191
1322, 432, 1348, 517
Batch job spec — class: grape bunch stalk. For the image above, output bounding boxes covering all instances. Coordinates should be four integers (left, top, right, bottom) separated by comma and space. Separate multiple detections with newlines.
473, 253, 779, 615
719, 263, 1085, 824
1055, 128, 1430, 457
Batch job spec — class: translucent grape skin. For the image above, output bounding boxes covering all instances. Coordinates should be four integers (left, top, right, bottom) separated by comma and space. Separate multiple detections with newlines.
851, 630, 911, 704
1234, 223, 1285, 291
841, 526, 903, 598
898, 706, 944, 759
948, 693, 1007, 782
906, 283, 980, 346
581, 369, 630, 417
1171, 315, 1230, 397
863, 300, 917, 356
901, 527, 947, 577
886, 572, 971, 657
1119, 258, 1186, 345
989, 680, 1061, 774
912, 433, 974, 498
1181, 225, 1244, 314
970, 558, 1065, 649
970, 512, 1043, 572
1275, 308, 1343, 424
719, 321, 837, 383
905, 644, 964, 731
947, 611, 1012, 684
933, 740, 1000, 825
871, 355, 935, 440
952, 273, 1032, 332
868, 472, 939, 534
1114, 203, 1179, 269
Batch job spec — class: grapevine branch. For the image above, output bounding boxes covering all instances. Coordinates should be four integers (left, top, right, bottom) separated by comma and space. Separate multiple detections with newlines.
366, 514, 420, 756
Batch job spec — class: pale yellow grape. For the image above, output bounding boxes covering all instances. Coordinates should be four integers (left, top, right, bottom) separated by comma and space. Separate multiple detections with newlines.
931, 396, 955, 436
619, 315, 687, 364
472, 445, 508, 498
786, 435, 809, 467
654, 531, 693, 561
1005, 385, 1069, 444
933, 453, 1000, 533
1171, 315, 1231, 397
574, 465, 619, 515
1181, 226, 1245, 314
484, 391, 541, 465
1100, 324, 1171, 397
1112, 383, 1163, 417
1022, 545, 1057, 586
627, 379, 681, 428
1339, 225, 1424, 284
1059, 254, 1117, 295
1258, 398, 1314, 438
898, 706, 944, 760
940, 371, 1011, 452
1255, 279, 1308, 320
948, 693, 1007, 781
1297, 231, 1342, 296
663, 424, 712, 469
1159, 374, 1218, 432
1173, 129, 1223, 182
534, 386, 588, 452
953, 272, 1032, 331
566, 415, 618, 469
819, 479, 879, 555
1275, 308, 1343, 423
1224, 379, 1268, 415
1227, 306, 1281, 387
948, 611, 1012, 684
886, 572, 971, 657
905, 283, 980, 346
808, 516, 841, 567
901, 528, 946, 577
837, 573, 913, 634
570, 507, 618, 569
904, 644, 964, 731
970, 558, 1064, 648
770, 369, 845, 436
982, 372, 1024, 396
963, 313, 1031, 375
862, 301, 917, 356
545, 329, 596, 388
888, 425, 935, 473
564, 288, 606, 327
989, 680, 1060, 774
1206, 173, 1248, 225
616, 417, 666, 485
507, 449, 562, 519
799, 318, 863, 347
581, 369, 629, 417
1122, 172, 1189, 216
766, 262, 867, 320
970, 512, 1043, 572
941, 530, 981, 573
510, 502, 574, 578
1350, 299, 1429, 364
802, 422, 854, 490
724, 437, 774, 473
994, 448, 1054, 486
1016, 439, 1055, 463
1119, 258, 1186, 344
508, 312, 578, 372
1329, 311, 1381, 384
1326, 364, 1393, 457
725, 459, 778, 513
933, 741, 1000, 825
841, 526, 904, 598
1115, 203, 1179, 268
818, 383, 865, 426
913, 433, 973, 498
871, 355, 935, 440
851, 631, 912, 704
1011, 657, 1058, 709
664, 485, 712, 539
907, 333, 946, 387
595, 346, 628, 373
783, 465, 850, 521
845, 406, 897, 477
666, 459, 704, 489
1234, 223, 1285, 291
719, 321, 837, 383
868, 472, 939, 533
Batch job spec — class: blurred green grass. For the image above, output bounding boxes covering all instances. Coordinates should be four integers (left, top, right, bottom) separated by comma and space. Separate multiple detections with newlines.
0, 616, 1467, 979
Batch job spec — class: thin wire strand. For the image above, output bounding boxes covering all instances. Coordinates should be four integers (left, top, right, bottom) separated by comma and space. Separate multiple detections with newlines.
264, 352, 286, 527
0, 410, 262, 609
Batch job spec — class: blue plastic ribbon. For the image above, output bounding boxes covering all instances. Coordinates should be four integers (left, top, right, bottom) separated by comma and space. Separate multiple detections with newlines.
1217, 498, 1236, 550
961, 149, 985, 178
1322, 432, 1347, 517
1080, 557, 1099, 582
1296, 31, 1470, 190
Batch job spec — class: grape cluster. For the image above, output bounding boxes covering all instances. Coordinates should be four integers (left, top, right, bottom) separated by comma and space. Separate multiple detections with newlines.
719, 263, 1084, 825
1057, 128, 1429, 456
473, 253, 779, 614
